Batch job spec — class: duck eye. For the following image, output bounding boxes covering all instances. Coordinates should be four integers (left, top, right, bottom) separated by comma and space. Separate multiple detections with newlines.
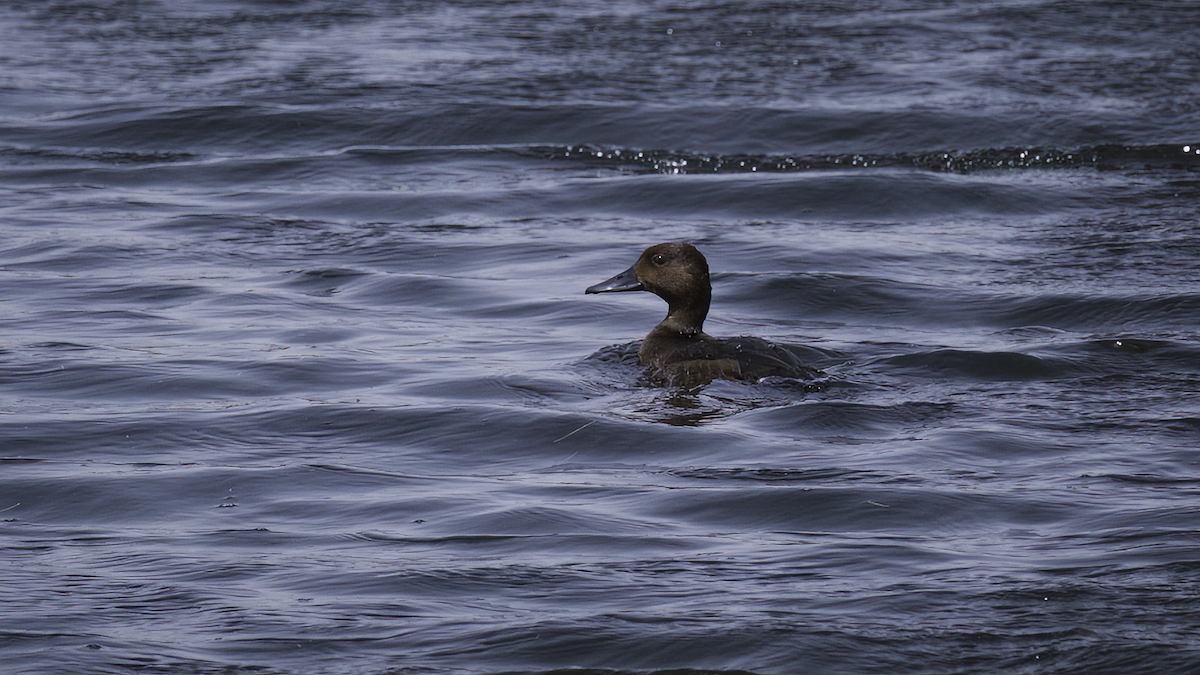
651, 254, 667, 266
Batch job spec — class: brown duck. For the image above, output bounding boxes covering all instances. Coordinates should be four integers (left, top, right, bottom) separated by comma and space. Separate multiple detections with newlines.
586, 242, 819, 386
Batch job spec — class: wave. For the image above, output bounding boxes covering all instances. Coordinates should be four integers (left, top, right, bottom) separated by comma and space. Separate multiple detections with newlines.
741, 273, 1200, 333
531, 142, 1200, 175
874, 338, 1200, 382
7, 102, 1197, 175
0, 143, 197, 165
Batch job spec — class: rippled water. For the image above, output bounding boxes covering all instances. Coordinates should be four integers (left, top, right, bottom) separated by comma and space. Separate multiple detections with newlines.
3, 1, 1200, 674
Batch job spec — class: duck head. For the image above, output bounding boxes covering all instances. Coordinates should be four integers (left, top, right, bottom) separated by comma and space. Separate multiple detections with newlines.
586, 241, 712, 335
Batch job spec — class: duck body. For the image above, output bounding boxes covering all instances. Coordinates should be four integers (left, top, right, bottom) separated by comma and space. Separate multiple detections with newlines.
586, 242, 819, 386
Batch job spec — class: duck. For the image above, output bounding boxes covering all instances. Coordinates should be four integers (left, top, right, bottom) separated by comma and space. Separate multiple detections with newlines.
586, 241, 820, 386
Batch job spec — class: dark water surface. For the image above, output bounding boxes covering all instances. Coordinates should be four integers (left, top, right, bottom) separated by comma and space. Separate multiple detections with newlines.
3, 1, 1200, 674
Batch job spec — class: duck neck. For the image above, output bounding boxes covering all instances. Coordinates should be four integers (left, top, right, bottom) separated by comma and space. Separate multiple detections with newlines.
659, 288, 710, 336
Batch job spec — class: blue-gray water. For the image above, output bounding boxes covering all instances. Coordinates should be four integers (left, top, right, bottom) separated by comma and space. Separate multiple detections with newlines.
3, 2, 1200, 674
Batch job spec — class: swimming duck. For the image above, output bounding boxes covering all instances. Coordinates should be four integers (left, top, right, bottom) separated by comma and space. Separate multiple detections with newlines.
586, 242, 819, 386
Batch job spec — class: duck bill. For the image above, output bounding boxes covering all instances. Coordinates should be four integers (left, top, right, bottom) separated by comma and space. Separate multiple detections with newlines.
586, 264, 643, 294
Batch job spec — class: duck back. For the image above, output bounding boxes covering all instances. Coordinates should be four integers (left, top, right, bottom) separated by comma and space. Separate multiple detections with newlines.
640, 329, 819, 386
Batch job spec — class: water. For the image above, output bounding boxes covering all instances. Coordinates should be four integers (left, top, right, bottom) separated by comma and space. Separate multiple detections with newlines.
2, 1, 1200, 674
